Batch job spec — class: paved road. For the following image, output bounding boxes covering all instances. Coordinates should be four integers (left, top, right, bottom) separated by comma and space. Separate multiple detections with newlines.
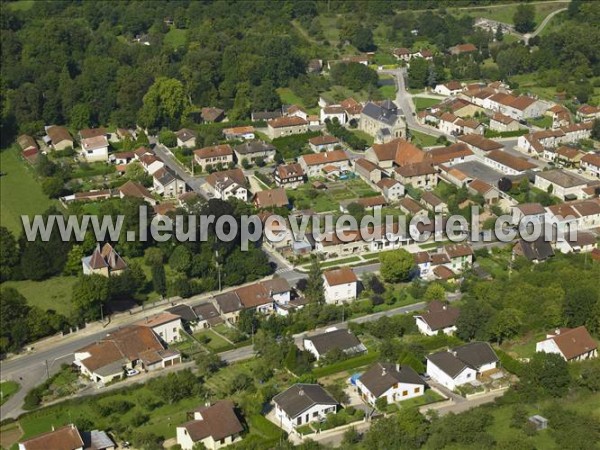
151, 141, 209, 197
523, 7, 568, 43
380, 67, 450, 140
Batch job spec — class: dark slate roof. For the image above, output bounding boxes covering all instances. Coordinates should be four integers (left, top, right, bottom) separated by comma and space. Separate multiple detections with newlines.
193, 302, 221, 321
515, 237, 555, 261
273, 384, 338, 419
166, 305, 198, 322
361, 102, 399, 126
426, 351, 469, 378
358, 363, 425, 397
452, 342, 498, 369
155, 166, 182, 185
252, 111, 283, 121
304, 328, 365, 356
214, 291, 243, 314
234, 140, 276, 155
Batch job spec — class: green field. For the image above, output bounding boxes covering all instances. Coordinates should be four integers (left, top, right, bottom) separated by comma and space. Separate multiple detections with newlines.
276, 87, 305, 107
413, 97, 441, 111
0, 381, 20, 405
349, 129, 374, 146
164, 28, 187, 47
409, 129, 439, 148
2, 276, 77, 315
0, 147, 56, 234
7, 0, 35, 10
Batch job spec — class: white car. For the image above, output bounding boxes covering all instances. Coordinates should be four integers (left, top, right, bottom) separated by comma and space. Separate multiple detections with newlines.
125, 368, 139, 377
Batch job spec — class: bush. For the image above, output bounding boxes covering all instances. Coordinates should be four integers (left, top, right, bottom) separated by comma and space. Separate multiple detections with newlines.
98, 399, 134, 417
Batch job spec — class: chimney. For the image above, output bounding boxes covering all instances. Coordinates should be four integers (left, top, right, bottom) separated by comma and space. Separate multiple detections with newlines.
381, 367, 387, 377
299, 388, 304, 396
52, 425, 55, 431
205, 401, 211, 408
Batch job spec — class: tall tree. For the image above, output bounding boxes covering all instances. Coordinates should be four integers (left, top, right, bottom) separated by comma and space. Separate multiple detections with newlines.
513, 4, 536, 33
305, 256, 325, 304
151, 264, 167, 296
380, 250, 414, 283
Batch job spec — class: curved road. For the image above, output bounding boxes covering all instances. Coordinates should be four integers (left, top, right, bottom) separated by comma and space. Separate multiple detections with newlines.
523, 7, 568, 43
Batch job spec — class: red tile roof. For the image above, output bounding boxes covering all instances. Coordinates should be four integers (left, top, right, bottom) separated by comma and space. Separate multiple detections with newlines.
324, 267, 358, 286
20, 424, 84, 450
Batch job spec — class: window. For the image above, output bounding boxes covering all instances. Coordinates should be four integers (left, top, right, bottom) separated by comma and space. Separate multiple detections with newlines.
414, 387, 420, 393
402, 390, 408, 396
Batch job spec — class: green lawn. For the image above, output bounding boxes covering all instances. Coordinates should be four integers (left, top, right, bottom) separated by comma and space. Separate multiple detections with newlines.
349, 129, 374, 146
528, 115, 553, 129
413, 97, 441, 111
378, 84, 397, 100
276, 87, 305, 107
0, 147, 56, 234
318, 256, 362, 269
194, 329, 234, 352
409, 129, 439, 148
0, 381, 20, 405
313, 351, 380, 378
2, 276, 77, 315
164, 28, 187, 47
7, 0, 35, 10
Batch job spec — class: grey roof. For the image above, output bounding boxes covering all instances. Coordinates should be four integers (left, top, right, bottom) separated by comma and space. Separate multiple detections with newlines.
166, 305, 198, 322
156, 167, 182, 185
452, 342, 499, 369
81, 430, 115, 450
193, 302, 221, 321
252, 111, 283, 121
361, 102, 399, 126
516, 237, 555, 261
426, 351, 469, 378
95, 359, 129, 377
234, 140, 276, 155
304, 328, 365, 356
214, 291, 243, 314
273, 384, 338, 419
358, 363, 425, 397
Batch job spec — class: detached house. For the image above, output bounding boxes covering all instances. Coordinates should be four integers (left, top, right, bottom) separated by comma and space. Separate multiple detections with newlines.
205, 168, 248, 201
467, 179, 500, 204
223, 126, 255, 141
176, 401, 244, 450
536, 326, 597, 362
434, 81, 463, 96
267, 116, 308, 139
299, 150, 350, 177
253, 187, 289, 209
74, 325, 181, 383
376, 178, 405, 202
354, 158, 382, 184
274, 163, 305, 188
46, 125, 74, 151
175, 128, 197, 148
581, 152, 600, 178
80, 135, 109, 162
513, 237, 555, 263
309, 135, 340, 152
534, 169, 589, 200
82, 243, 127, 277
323, 267, 358, 304
153, 167, 186, 198
194, 144, 234, 171
138, 312, 183, 344
19, 425, 115, 450
356, 363, 426, 406
414, 301, 460, 336
426, 342, 499, 391
273, 384, 339, 431
303, 328, 366, 361
118, 180, 156, 205
234, 141, 276, 164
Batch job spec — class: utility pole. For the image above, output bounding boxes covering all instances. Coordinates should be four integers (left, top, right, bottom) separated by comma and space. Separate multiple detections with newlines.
215, 250, 222, 291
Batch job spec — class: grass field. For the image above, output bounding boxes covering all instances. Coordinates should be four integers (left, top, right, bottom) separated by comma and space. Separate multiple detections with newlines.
164, 28, 187, 47
0, 381, 20, 405
409, 129, 439, 148
528, 115, 553, 129
349, 129, 374, 146
7, 0, 35, 10
277, 87, 305, 107
413, 97, 441, 111
2, 276, 77, 315
0, 147, 55, 234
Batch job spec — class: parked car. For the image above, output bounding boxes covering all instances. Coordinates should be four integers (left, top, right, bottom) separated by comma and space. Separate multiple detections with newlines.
125, 368, 139, 377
